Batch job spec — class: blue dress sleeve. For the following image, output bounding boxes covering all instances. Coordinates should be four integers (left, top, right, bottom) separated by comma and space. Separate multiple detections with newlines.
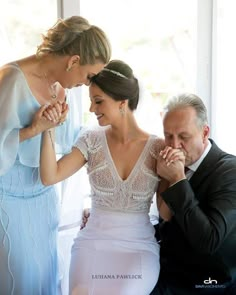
0, 63, 80, 175
0, 64, 25, 175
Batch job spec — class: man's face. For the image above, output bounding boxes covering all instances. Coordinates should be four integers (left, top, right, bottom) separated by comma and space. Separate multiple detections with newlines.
163, 106, 209, 166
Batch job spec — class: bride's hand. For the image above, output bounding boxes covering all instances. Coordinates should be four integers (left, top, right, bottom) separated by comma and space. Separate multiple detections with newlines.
159, 146, 185, 166
43, 101, 69, 125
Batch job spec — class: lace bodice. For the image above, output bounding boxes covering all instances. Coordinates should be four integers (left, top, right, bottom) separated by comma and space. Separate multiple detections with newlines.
74, 128, 164, 213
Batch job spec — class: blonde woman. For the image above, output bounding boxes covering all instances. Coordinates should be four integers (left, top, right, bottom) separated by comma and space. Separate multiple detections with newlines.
0, 16, 111, 295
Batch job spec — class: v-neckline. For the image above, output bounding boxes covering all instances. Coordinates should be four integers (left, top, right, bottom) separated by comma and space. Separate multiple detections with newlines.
102, 130, 152, 182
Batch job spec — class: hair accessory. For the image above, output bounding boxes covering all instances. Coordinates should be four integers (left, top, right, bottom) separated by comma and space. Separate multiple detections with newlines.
102, 68, 128, 79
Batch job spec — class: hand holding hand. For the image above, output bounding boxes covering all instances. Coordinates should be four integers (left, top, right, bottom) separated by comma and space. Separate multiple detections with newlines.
43, 101, 69, 125
30, 104, 58, 134
159, 146, 186, 166
157, 146, 186, 185
30, 101, 69, 136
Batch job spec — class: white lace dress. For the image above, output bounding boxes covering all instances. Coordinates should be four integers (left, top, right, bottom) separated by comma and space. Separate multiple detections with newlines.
69, 128, 162, 295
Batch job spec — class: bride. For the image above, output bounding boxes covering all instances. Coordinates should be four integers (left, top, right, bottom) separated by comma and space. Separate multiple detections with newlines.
40, 60, 175, 295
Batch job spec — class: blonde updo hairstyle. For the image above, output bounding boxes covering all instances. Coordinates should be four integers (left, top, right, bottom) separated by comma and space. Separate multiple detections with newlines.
36, 16, 111, 65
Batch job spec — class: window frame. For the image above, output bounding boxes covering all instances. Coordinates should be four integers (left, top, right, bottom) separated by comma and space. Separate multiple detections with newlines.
60, 0, 236, 154
59, 0, 213, 116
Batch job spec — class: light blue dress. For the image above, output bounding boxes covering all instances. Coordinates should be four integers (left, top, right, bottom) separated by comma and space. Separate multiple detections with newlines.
0, 63, 79, 295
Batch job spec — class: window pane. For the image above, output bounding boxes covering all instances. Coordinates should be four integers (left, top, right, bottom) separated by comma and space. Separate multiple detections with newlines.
80, 0, 198, 132
212, 0, 236, 154
0, 0, 57, 65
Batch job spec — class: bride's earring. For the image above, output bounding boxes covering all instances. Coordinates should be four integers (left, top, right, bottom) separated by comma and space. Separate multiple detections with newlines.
119, 107, 125, 116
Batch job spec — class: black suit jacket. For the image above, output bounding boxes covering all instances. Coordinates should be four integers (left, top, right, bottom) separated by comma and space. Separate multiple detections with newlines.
157, 139, 236, 289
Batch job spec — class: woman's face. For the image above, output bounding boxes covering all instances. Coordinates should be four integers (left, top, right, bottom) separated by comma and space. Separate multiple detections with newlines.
89, 83, 122, 126
64, 61, 105, 89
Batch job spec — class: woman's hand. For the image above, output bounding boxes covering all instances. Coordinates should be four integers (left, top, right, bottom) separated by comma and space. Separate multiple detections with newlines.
43, 101, 69, 125
24, 101, 69, 139
30, 104, 58, 135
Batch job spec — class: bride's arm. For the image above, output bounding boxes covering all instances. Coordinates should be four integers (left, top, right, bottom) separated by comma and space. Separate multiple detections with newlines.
40, 129, 87, 185
40, 103, 87, 185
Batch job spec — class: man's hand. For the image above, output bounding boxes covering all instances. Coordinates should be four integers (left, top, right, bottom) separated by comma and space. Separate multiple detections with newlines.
80, 208, 90, 230
157, 147, 186, 185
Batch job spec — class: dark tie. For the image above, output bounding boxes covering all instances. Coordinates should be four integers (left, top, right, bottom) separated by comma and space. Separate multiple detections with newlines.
184, 167, 190, 173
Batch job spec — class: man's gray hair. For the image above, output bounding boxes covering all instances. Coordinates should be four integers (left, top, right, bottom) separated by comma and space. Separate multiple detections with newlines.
163, 93, 208, 128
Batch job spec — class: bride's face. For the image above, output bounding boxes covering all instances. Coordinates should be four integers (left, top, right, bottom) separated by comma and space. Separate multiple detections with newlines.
89, 83, 123, 126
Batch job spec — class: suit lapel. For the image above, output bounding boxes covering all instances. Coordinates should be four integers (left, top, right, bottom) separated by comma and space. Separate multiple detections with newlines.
189, 139, 223, 191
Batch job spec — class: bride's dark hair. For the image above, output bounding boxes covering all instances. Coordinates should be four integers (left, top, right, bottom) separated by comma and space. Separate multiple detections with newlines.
90, 60, 139, 110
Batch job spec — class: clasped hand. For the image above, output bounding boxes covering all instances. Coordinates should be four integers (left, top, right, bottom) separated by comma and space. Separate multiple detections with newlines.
157, 146, 186, 185
31, 101, 69, 133
43, 101, 68, 125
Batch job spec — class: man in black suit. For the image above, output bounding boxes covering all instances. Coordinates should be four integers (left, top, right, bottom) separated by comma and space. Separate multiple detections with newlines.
151, 93, 236, 295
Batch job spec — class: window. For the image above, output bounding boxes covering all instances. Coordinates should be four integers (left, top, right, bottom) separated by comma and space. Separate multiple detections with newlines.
0, 0, 57, 65
211, 0, 236, 154
80, 0, 198, 136
2, 2, 235, 294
